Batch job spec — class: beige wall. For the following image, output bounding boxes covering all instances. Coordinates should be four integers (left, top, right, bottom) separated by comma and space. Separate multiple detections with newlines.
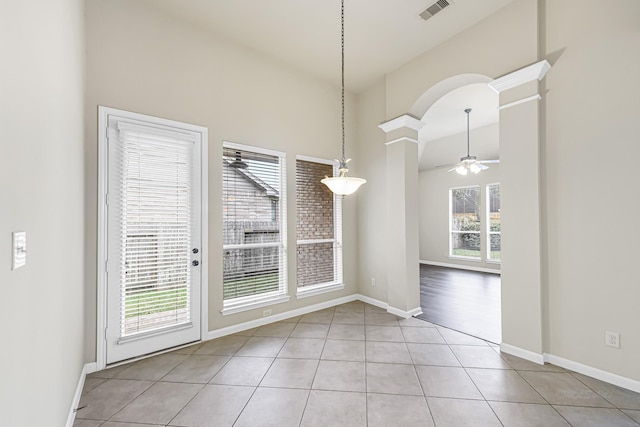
84, 0, 359, 361
355, 80, 388, 301
356, 0, 640, 382
544, 0, 640, 380
386, 0, 538, 119
419, 164, 501, 271
0, 0, 86, 425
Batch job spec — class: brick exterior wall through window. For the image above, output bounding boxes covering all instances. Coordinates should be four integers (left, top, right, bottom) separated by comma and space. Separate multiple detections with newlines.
296, 160, 336, 288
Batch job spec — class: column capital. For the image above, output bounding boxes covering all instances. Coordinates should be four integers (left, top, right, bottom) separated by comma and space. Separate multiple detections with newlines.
378, 114, 424, 134
489, 60, 551, 93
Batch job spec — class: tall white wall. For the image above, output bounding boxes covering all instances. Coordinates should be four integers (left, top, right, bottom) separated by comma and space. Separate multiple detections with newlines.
355, 80, 388, 301
544, 0, 640, 380
84, 0, 359, 361
0, 0, 86, 425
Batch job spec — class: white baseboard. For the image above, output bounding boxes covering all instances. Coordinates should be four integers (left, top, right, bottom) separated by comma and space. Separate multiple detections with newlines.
84, 362, 97, 375
387, 305, 423, 319
205, 293, 424, 341
355, 294, 387, 310
499, 344, 640, 393
354, 294, 422, 319
66, 363, 93, 427
544, 353, 640, 394
500, 343, 544, 364
205, 294, 359, 341
420, 260, 501, 275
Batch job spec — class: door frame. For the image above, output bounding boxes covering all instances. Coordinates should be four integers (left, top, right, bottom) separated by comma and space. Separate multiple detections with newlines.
96, 106, 208, 370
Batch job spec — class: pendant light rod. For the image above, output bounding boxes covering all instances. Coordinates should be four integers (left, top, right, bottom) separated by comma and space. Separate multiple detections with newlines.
340, 0, 346, 166
320, 0, 366, 195
465, 108, 471, 157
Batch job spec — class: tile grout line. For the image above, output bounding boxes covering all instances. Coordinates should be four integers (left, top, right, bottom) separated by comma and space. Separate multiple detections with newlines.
567, 371, 640, 425
512, 367, 577, 426
442, 327, 507, 426
229, 323, 290, 427
163, 345, 238, 426
407, 329, 437, 427
297, 309, 334, 426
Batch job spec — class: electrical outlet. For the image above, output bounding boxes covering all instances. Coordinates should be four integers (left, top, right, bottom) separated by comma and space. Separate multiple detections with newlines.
263, 309, 272, 317
371, 277, 376, 287
605, 331, 620, 348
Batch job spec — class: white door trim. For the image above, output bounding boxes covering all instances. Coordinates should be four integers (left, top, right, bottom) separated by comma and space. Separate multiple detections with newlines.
96, 106, 208, 370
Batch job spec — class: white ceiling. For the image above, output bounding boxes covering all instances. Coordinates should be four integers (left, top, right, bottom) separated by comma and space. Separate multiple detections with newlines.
138, 0, 506, 167
140, 0, 516, 92
419, 83, 499, 171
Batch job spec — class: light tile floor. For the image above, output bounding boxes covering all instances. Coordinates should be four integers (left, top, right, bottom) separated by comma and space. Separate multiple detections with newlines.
76, 302, 640, 426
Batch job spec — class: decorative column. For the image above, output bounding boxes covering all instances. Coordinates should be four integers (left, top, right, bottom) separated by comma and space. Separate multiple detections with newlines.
489, 60, 551, 361
378, 115, 425, 317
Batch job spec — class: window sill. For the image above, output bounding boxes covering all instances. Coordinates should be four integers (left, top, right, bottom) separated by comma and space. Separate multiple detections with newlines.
485, 259, 501, 265
221, 294, 291, 316
448, 255, 482, 262
296, 282, 345, 299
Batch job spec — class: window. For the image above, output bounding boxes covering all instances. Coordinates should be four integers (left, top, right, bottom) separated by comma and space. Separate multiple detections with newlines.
296, 157, 343, 297
450, 186, 481, 259
487, 184, 501, 261
222, 142, 288, 313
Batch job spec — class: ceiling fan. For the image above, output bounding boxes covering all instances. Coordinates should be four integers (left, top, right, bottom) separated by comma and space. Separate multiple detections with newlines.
448, 108, 499, 175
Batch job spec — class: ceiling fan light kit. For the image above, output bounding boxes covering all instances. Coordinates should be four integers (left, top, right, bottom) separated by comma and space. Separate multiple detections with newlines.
449, 108, 492, 176
321, 0, 366, 196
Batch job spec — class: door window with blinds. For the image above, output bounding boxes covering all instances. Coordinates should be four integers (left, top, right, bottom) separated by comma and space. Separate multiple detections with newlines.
101, 107, 203, 364
222, 142, 288, 313
296, 157, 343, 297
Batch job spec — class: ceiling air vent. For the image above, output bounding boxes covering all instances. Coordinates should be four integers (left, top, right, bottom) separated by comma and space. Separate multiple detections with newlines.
419, 0, 453, 21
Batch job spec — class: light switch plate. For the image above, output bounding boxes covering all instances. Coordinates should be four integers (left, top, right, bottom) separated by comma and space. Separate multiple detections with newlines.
12, 231, 27, 270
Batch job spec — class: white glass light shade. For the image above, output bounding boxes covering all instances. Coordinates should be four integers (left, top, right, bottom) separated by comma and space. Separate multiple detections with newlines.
321, 176, 366, 195
469, 163, 481, 174
455, 165, 468, 176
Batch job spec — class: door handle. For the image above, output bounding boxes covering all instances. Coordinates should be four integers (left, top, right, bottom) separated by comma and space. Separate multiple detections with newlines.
192, 260, 200, 267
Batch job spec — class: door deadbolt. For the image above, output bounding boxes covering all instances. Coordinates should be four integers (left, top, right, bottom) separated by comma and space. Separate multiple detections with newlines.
192, 248, 199, 254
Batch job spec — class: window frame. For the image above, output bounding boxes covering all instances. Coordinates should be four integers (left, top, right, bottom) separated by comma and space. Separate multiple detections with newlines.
295, 155, 344, 298
486, 183, 501, 264
221, 141, 289, 315
449, 185, 482, 261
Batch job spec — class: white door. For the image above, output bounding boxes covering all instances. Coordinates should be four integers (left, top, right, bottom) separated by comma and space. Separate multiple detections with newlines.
103, 108, 203, 364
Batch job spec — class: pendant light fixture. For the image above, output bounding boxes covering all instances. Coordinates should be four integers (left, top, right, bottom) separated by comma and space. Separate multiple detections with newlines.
449, 108, 497, 175
321, 0, 366, 196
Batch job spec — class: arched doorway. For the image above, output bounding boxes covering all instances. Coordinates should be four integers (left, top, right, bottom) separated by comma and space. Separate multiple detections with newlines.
415, 81, 502, 343
378, 61, 550, 362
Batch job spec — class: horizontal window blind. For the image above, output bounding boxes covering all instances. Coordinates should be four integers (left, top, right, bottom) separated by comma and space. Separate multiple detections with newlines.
296, 159, 342, 289
114, 122, 194, 337
222, 144, 287, 304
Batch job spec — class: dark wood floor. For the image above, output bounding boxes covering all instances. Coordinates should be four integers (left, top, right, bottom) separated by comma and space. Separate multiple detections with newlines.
417, 264, 501, 344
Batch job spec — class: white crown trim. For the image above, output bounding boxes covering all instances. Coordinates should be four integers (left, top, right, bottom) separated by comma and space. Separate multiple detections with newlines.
378, 114, 425, 133
497, 94, 542, 111
385, 137, 419, 146
489, 60, 551, 93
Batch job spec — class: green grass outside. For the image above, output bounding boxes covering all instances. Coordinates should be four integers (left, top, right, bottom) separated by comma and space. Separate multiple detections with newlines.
124, 272, 280, 317
453, 249, 480, 257
452, 249, 501, 260
223, 273, 279, 300
125, 287, 187, 318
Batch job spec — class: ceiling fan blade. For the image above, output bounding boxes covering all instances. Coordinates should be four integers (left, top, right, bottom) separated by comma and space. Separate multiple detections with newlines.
434, 163, 457, 170
478, 159, 500, 164
477, 163, 489, 170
